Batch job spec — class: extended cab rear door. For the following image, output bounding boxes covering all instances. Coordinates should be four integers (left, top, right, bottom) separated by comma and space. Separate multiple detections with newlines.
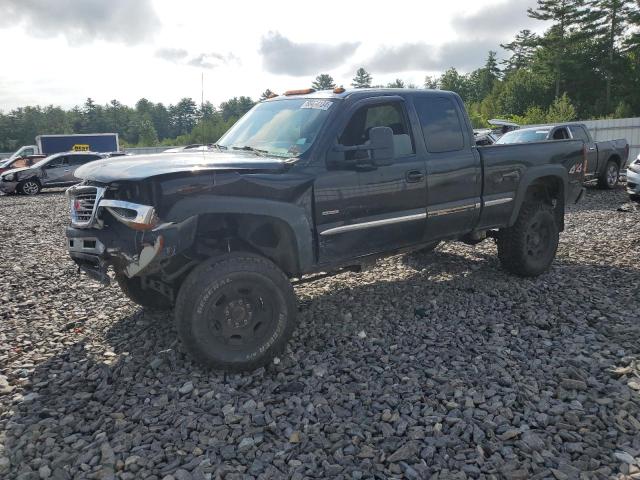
411, 94, 481, 239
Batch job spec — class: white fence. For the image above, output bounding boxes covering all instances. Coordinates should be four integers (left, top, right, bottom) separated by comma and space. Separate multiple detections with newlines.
580, 117, 640, 164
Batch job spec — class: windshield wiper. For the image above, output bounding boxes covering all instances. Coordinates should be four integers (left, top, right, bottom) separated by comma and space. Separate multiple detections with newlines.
231, 145, 269, 156
211, 143, 227, 151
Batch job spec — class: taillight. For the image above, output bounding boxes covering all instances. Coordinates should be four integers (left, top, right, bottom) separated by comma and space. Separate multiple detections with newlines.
582, 145, 588, 174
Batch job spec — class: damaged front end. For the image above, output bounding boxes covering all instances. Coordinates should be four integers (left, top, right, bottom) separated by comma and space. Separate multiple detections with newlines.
65, 183, 197, 290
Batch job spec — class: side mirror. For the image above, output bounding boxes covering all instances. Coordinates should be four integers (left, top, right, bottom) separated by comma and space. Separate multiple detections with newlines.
328, 126, 395, 169
367, 126, 394, 166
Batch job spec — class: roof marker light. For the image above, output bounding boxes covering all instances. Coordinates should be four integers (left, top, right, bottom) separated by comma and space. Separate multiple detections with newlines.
284, 88, 315, 96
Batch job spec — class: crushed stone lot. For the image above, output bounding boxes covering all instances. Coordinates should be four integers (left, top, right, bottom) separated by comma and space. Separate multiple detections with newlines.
0, 186, 639, 480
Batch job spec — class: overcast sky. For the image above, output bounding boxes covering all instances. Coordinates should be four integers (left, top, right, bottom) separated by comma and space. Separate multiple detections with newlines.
0, 0, 543, 111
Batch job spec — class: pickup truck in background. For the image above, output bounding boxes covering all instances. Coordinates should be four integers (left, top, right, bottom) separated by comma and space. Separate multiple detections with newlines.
8, 133, 120, 160
64, 88, 586, 371
496, 122, 629, 189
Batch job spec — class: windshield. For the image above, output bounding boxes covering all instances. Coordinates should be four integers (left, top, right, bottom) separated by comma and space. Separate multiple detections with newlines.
217, 98, 334, 157
496, 128, 550, 144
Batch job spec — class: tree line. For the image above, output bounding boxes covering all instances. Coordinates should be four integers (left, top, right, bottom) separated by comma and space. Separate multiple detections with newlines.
0, 0, 638, 152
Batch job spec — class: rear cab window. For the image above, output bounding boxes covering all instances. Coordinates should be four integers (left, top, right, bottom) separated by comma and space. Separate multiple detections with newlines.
569, 125, 590, 143
413, 96, 465, 153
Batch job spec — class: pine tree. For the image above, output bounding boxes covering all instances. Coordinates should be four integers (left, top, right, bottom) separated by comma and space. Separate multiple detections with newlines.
387, 79, 405, 88
546, 93, 577, 121
351, 68, 372, 88
259, 89, 277, 101
589, 0, 635, 110
311, 74, 336, 90
424, 76, 439, 89
138, 118, 159, 146
528, 0, 589, 97
501, 30, 539, 71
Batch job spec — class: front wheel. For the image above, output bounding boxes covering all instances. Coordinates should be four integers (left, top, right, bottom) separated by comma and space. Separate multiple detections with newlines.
18, 179, 41, 195
496, 201, 559, 277
598, 160, 619, 189
174, 252, 298, 372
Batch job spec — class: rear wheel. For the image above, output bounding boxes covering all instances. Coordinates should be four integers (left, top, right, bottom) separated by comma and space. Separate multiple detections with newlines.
18, 179, 41, 195
116, 275, 173, 310
497, 201, 559, 277
175, 252, 297, 372
598, 160, 619, 189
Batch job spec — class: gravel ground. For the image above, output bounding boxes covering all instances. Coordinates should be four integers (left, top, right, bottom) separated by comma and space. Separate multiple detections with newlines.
0, 186, 639, 480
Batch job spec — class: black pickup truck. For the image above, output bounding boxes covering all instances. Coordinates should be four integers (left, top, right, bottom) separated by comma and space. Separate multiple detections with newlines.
496, 122, 629, 189
65, 88, 586, 371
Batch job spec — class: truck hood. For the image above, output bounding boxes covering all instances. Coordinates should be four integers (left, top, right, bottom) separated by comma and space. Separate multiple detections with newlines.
75, 151, 294, 183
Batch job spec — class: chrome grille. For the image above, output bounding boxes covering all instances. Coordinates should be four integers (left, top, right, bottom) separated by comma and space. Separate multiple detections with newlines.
66, 185, 106, 228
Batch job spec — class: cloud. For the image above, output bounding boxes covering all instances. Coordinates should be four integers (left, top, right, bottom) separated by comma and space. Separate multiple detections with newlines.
451, 0, 539, 37
156, 49, 239, 69
1, 0, 160, 45
362, 1, 540, 75
155, 48, 189, 62
363, 38, 500, 73
259, 32, 360, 76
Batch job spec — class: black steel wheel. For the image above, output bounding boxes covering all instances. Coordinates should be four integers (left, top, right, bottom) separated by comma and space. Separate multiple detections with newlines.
175, 252, 297, 372
497, 201, 559, 277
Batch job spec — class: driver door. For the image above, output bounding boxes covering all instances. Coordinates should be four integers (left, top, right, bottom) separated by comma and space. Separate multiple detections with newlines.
43, 156, 70, 185
315, 97, 428, 263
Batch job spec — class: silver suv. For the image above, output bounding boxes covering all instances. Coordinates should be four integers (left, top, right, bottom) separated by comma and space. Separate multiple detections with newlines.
0, 151, 109, 195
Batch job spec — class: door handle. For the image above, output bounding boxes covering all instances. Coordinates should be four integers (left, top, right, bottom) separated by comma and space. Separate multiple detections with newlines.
405, 170, 424, 183
588, 147, 596, 151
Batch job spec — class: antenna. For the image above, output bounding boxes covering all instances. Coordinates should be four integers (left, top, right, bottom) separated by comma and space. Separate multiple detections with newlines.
201, 71, 205, 159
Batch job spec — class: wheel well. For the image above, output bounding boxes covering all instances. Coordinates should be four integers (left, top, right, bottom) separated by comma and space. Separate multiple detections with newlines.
524, 176, 565, 231
193, 213, 300, 276
608, 155, 621, 168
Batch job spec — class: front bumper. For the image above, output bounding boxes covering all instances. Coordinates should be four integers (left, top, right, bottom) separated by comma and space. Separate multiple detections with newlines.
626, 167, 640, 195
65, 215, 198, 284
0, 180, 18, 194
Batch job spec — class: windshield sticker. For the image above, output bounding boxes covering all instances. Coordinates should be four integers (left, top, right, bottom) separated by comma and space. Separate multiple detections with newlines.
301, 100, 332, 110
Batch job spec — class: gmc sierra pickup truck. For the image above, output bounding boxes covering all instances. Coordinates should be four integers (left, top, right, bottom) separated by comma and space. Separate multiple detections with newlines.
496, 122, 629, 189
65, 88, 586, 371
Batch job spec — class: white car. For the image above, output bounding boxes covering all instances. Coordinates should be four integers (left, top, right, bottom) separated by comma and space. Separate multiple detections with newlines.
627, 154, 640, 201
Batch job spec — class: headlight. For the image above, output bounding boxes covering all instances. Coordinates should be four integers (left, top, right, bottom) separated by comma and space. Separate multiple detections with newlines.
2, 173, 15, 182
99, 199, 158, 231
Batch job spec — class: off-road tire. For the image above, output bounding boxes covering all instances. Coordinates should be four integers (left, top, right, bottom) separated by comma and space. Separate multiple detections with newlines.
116, 275, 173, 310
598, 160, 619, 189
174, 252, 297, 372
497, 201, 559, 277
18, 179, 41, 195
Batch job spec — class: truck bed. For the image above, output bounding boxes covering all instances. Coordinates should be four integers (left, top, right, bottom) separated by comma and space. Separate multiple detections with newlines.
477, 139, 586, 229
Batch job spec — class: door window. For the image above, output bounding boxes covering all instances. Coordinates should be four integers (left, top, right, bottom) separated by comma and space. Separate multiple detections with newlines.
414, 96, 465, 153
338, 102, 414, 159
70, 155, 99, 166
552, 128, 570, 140
47, 157, 69, 168
569, 126, 590, 142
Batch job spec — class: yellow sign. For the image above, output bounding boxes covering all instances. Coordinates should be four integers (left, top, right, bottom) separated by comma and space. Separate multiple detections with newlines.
72, 144, 90, 152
